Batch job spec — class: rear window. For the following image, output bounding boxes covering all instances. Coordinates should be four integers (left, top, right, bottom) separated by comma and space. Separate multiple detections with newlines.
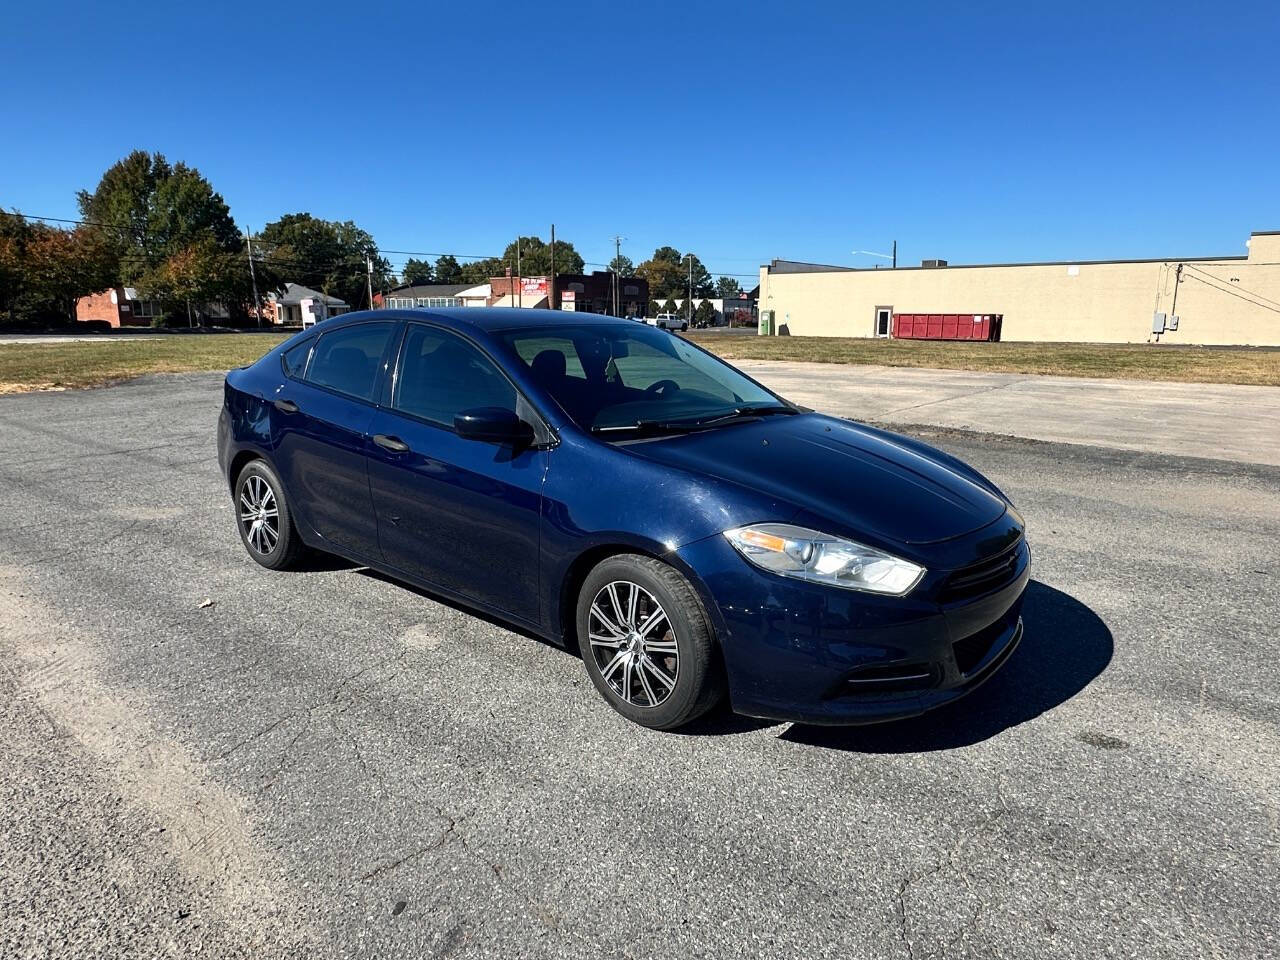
280, 338, 313, 378
305, 322, 395, 402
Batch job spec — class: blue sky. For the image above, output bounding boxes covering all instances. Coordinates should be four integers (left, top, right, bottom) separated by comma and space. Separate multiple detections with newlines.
2, 1, 1277, 280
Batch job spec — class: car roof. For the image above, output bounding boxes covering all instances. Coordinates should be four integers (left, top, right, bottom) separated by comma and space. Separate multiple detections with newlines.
322, 307, 641, 336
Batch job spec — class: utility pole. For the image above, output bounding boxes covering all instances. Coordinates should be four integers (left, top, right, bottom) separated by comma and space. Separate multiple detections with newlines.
365, 255, 374, 310
517, 237, 522, 308
611, 235, 625, 316
245, 228, 262, 328
892, 239, 897, 269
550, 223, 556, 310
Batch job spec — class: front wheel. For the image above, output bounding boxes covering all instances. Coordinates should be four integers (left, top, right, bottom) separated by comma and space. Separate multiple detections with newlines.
576, 554, 724, 730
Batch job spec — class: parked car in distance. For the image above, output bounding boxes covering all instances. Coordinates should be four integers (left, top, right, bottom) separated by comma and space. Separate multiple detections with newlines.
218, 308, 1028, 730
653, 312, 689, 332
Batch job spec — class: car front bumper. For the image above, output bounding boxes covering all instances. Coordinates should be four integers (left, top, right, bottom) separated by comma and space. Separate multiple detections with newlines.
676, 519, 1030, 725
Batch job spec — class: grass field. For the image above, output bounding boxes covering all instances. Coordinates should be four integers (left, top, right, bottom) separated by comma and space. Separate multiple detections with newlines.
687, 334, 1280, 386
1, 330, 1278, 393
0, 334, 289, 393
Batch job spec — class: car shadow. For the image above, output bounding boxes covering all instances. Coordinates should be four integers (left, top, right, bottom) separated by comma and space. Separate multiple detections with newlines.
294, 551, 363, 573
779, 580, 1113, 753
354, 567, 561, 649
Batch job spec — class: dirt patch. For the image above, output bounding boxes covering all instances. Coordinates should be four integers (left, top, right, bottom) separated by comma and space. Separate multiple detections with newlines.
0, 565, 310, 944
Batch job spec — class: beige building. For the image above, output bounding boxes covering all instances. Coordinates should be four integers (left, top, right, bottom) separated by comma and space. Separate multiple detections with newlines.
757, 231, 1280, 346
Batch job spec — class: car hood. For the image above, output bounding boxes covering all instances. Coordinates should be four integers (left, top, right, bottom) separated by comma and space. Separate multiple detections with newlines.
625, 413, 1007, 546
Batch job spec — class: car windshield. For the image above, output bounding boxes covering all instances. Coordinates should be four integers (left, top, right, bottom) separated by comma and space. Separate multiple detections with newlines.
499, 323, 790, 433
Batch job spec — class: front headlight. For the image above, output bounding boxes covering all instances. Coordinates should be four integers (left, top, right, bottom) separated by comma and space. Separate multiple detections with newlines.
724, 523, 925, 596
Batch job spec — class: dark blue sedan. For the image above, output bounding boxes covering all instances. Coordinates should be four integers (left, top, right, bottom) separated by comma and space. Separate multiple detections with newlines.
218, 309, 1029, 729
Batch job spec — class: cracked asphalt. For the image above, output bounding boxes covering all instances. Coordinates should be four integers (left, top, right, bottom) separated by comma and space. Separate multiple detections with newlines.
1, 372, 1277, 959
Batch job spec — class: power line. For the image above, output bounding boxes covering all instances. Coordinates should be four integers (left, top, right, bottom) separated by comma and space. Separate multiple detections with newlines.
1180, 271, 1280, 316
1180, 263, 1280, 311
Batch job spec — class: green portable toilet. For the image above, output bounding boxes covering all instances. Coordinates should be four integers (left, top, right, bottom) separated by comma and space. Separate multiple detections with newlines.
758, 310, 774, 336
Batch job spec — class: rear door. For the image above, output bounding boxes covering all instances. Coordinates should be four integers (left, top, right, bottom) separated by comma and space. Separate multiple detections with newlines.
274, 320, 397, 560
366, 322, 547, 625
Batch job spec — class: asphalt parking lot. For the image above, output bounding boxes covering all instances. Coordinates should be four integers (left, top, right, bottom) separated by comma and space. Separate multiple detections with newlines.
2, 372, 1277, 959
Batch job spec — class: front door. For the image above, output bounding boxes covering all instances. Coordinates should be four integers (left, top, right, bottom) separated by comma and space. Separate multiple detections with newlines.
875, 306, 892, 337
366, 322, 546, 625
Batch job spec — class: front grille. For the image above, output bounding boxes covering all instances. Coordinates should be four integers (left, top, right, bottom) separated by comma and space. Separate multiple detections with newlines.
938, 540, 1021, 603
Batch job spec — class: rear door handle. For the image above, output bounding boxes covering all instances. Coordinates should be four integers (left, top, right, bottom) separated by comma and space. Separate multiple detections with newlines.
274, 398, 299, 414
373, 434, 410, 453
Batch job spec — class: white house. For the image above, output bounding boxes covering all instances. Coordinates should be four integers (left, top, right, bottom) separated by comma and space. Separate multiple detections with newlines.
267, 283, 350, 326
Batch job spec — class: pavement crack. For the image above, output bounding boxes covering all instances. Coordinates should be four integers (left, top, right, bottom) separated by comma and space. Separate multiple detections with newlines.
360, 810, 467, 882
873, 376, 1024, 420
894, 792, 1010, 960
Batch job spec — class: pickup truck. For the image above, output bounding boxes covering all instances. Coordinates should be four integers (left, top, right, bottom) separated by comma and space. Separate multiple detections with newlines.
651, 313, 689, 332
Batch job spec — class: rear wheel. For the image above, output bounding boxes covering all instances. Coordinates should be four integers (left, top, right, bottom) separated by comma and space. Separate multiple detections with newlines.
234, 459, 304, 570
576, 554, 724, 730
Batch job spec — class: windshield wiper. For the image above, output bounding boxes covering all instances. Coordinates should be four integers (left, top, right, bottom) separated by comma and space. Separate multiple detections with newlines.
590, 420, 707, 435
591, 405, 797, 436
687, 404, 799, 427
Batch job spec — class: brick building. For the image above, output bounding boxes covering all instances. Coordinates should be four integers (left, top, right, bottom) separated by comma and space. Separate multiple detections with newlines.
75, 286, 164, 327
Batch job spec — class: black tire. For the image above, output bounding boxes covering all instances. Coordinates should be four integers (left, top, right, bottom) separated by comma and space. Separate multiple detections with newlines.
233, 459, 305, 570
576, 554, 725, 730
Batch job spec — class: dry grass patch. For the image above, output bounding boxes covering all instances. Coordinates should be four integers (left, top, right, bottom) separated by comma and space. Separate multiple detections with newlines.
0, 334, 290, 393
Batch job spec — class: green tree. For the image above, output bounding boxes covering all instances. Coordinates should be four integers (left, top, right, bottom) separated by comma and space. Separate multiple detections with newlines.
457, 258, 504, 284
259, 213, 390, 309
636, 246, 686, 299
2, 217, 120, 325
0, 212, 34, 322
685, 253, 714, 298
647, 298, 663, 318
715, 276, 742, 298
139, 237, 249, 325
501, 236, 585, 276
694, 299, 718, 327
402, 257, 433, 285
608, 254, 634, 276
77, 151, 241, 283
661, 297, 679, 316
434, 255, 464, 284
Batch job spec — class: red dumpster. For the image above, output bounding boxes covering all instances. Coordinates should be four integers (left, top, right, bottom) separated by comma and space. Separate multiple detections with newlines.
891, 313, 1003, 341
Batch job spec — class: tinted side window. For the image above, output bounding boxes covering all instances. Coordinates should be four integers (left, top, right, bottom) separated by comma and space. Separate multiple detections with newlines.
306, 322, 395, 401
281, 338, 313, 378
394, 325, 516, 428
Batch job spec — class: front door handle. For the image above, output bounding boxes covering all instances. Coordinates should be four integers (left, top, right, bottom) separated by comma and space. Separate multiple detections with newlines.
373, 434, 410, 453
274, 398, 299, 414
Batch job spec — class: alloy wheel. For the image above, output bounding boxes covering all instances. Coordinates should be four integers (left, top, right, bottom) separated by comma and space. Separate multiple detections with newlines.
238, 474, 280, 555
587, 580, 679, 708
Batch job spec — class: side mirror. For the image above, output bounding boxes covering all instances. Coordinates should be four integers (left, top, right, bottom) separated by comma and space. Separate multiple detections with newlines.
454, 406, 535, 445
